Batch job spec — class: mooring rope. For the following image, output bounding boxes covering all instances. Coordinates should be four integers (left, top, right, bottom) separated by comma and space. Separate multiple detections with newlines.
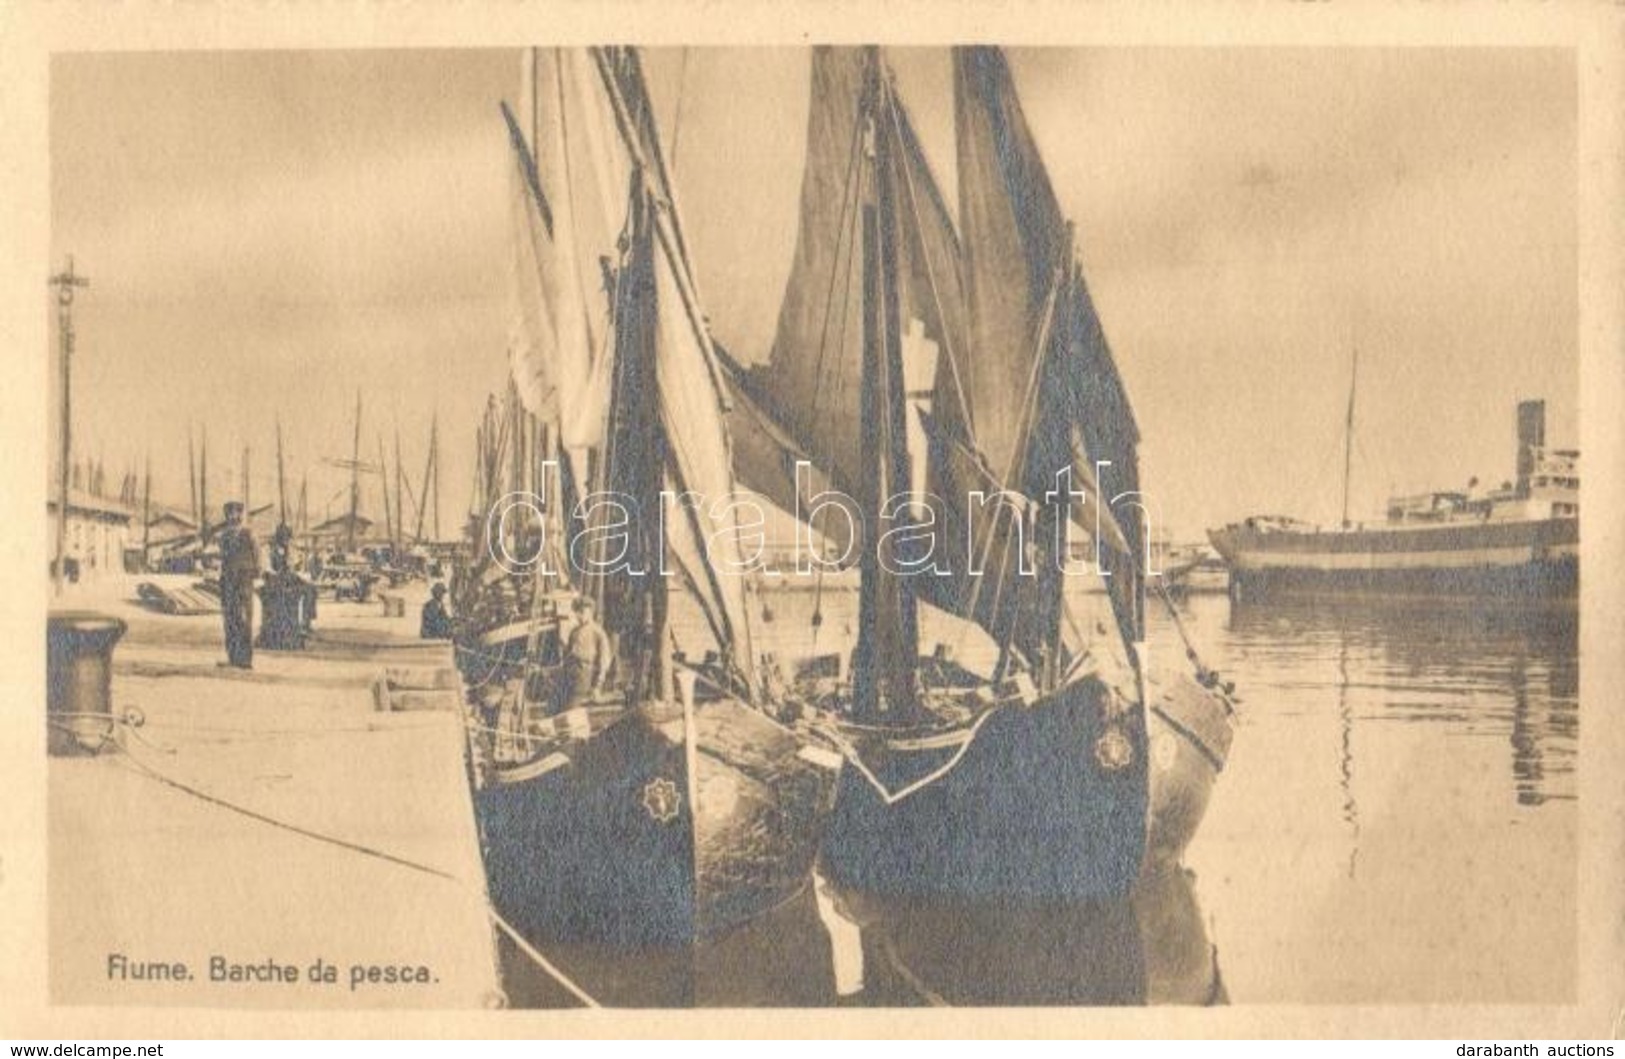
77, 722, 602, 1008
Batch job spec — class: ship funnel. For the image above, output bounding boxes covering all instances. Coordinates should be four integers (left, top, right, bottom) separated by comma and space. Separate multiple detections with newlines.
1516, 399, 1545, 497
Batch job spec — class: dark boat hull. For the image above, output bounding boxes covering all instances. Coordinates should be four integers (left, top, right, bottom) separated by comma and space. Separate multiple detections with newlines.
1209, 517, 1578, 603
1144, 671, 1234, 876
474, 708, 697, 948
820, 676, 1149, 901
471, 696, 840, 957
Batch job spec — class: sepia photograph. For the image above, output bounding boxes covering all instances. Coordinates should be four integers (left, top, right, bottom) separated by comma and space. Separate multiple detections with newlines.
6, 0, 1623, 1041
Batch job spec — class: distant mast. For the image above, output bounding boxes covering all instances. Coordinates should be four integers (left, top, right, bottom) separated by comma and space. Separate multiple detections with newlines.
200, 427, 209, 543
188, 429, 198, 527
276, 417, 288, 526
142, 453, 152, 563
348, 392, 362, 552
1341, 348, 1358, 530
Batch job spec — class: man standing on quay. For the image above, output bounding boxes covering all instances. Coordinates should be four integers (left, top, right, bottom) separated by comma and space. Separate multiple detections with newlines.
217, 501, 260, 669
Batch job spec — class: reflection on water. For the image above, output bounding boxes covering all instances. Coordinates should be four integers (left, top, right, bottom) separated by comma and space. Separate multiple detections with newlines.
827, 866, 1223, 1006
492, 588, 1577, 1006
497, 866, 1222, 1008
1173, 594, 1578, 1003
1216, 598, 1578, 808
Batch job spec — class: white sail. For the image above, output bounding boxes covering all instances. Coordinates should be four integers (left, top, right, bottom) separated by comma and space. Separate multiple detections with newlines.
506, 48, 630, 454
650, 217, 758, 688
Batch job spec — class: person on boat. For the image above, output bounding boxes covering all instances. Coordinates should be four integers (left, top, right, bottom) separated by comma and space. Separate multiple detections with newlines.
268, 522, 293, 575
562, 594, 612, 708
216, 501, 260, 669
420, 583, 454, 640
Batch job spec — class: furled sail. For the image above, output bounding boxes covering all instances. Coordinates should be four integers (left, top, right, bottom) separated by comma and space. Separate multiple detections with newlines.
505, 49, 630, 454
589, 48, 762, 695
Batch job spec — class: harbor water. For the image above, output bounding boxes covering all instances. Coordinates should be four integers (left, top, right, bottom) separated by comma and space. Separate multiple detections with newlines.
499, 585, 1578, 1007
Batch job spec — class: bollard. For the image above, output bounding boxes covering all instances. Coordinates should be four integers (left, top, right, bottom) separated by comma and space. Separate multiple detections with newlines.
46, 611, 127, 756
257, 573, 315, 650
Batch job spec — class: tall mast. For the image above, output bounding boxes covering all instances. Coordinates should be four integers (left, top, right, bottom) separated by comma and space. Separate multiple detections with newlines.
378, 434, 394, 549
49, 256, 88, 594
393, 426, 404, 551
850, 56, 918, 720
188, 429, 198, 528
348, 391, 362, 552
200, 427, 209, 542
414, 413, 436, 543
276, 416, 288, 525
1341, 347, 1358, 529
241, 445, 251, 516
142, 452, 151, 562
431, 411, 441, 541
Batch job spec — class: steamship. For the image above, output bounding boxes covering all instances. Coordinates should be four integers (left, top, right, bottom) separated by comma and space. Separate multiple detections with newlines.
1209, 400, 1578, 603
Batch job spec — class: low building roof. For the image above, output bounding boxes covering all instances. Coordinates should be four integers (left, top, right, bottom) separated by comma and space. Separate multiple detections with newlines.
47, 487, 136, 522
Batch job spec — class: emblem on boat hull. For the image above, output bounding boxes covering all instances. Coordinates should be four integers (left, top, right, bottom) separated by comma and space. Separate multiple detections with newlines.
642, 777, 682, 823
1094, 726, 1134, 772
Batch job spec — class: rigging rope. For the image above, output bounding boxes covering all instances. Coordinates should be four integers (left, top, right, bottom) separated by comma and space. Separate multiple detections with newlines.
807, 118, 868, 637
102, 733, 602, 1007
668, 48, 690, 174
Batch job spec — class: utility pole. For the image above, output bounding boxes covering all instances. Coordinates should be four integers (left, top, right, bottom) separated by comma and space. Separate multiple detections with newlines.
49, 257, 88, 594
241, 445, 251, 517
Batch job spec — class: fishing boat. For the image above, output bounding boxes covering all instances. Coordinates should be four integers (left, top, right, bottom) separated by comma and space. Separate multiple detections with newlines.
458, 47, 841, 990
1210, 394, 1579, 604
721, 46, 1234, 902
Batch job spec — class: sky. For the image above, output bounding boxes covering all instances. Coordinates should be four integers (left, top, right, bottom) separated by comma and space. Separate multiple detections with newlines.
49, 46, 1576, 539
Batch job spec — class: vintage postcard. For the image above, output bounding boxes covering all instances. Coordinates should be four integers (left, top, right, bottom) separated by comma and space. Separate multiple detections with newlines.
2, 0, 1622, 1040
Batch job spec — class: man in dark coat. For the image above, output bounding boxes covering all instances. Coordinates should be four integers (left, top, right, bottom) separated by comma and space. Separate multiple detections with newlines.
217, 501, 261, 668
562, 595, 613, 708
420, 583, 453, 640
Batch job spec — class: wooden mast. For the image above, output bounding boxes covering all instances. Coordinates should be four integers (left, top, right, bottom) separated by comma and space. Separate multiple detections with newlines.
142, 452, 151, 565
347, 391, 362, 553
276, 417, 288, 526
199, 427, 209, 543
414, 411, 440, 544
377, 434, 394, 550
187, 429, 198, 529
850, 54, 918, 720
393, 426, 404, 552
1341, 348, 1359, 530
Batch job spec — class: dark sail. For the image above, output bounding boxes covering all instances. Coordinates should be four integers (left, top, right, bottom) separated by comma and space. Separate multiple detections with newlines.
745, 48, 872, 499
949, 46, 1144, 656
